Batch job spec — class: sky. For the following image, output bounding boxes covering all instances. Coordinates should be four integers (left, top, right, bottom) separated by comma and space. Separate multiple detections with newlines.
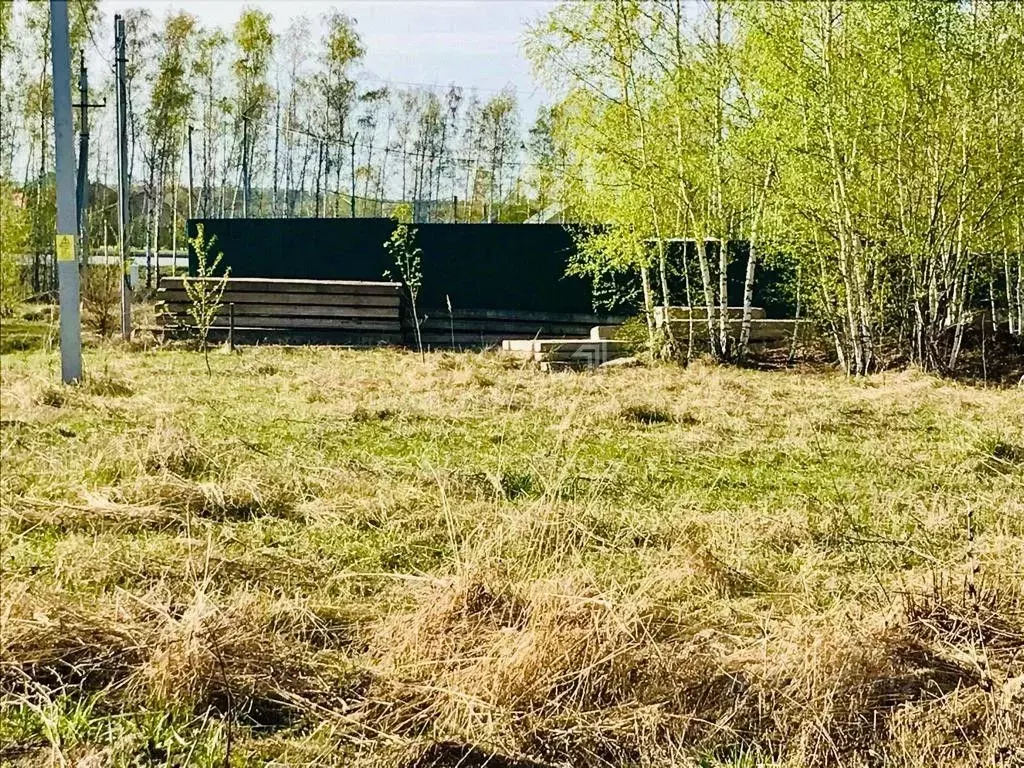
97, 0, 560, 120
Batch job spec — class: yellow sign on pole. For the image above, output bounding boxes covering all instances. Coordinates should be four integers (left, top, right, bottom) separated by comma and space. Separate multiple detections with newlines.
56, 233, 76, 262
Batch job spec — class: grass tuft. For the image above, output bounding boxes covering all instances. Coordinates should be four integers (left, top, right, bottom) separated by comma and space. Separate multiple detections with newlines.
82, 373, 133, 397
34, 385, 67, 408
620, 403, 675, 425
142, 425, 211, 478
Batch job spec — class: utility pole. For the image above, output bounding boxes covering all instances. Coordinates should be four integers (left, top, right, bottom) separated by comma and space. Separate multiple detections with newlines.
51, 0, 82, 383
74, 49, 106, 268
241, 115, 249, 217
187, 124, 194, 219
314, 140, 322, 219
350, 132, 358, 218
115, 14, 132, 339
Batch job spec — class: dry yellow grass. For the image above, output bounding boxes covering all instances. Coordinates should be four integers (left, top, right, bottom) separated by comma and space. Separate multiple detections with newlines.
1, 338, 1022, 767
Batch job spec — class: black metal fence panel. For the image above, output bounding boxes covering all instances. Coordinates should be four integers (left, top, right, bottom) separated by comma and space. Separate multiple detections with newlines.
185, 218, 795, 317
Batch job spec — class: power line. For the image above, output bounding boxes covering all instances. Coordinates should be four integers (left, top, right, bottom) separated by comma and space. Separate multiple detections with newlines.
77, 0, 109, 63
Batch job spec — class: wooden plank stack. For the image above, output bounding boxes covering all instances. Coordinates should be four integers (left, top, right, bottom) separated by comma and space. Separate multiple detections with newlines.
415, 308, 630, 348
156, 277, 403, 345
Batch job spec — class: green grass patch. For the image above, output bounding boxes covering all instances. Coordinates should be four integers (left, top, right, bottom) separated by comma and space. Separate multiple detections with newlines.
2, 341, 1022, 767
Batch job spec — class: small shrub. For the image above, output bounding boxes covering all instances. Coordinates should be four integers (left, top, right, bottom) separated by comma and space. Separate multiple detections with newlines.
81, 264, 122, 337
184, 224, 230, 375
384, 204, 424, 361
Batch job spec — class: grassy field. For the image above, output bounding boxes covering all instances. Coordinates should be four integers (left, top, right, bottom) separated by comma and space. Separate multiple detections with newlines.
1, 322, 1023, 767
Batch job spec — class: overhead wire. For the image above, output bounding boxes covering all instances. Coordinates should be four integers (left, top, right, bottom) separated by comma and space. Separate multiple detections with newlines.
78, 0, 110, 67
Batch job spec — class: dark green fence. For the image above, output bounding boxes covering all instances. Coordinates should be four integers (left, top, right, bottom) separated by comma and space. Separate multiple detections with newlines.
185, 218, 795, 317
186, 218, 593, 314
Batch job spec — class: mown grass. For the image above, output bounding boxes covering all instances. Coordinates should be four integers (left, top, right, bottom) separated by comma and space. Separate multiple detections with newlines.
1, 331, 1022, 767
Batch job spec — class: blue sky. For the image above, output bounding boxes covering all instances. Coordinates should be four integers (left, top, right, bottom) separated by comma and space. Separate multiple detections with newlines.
100, 0, 559, 119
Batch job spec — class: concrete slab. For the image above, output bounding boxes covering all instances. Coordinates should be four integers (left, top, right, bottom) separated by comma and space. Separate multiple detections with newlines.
654, 306, 766, 325
662, 318, 800, 342
590, 325, 621, 340
502, 339, 539, 355
503, 338, 633, 367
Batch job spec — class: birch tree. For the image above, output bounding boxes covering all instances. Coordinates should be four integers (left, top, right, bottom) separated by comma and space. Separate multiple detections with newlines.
232, 9, 274, 216
318, 11, 364, 217
143, 11, 196, 286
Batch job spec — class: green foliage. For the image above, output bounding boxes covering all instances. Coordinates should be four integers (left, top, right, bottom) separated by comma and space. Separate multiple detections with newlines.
1, 341, 1022, 766
529, 0, 1024, 374
320, 9, 364, 129
81, 264, 123, 337
146, 12, 197, 159
0, 182, 29, 315
384, 204, 424, 357
232, 8, 275, 123
184, 223, 230, 374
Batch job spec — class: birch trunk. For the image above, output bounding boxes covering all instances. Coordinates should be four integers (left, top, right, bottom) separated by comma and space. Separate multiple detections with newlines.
640, 260, 656, 346
1003, 249, 1016, 336
272, 94, 280, 217
718, 238, 729, 357
738, 238, 757, 361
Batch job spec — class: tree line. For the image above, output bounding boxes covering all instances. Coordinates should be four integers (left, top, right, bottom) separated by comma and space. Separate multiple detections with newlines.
528, 0, 1024, 373
0, 1, 544, 295
2, 0, 1022, 376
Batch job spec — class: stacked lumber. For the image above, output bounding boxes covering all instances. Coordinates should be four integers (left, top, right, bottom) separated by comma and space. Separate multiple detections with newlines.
156, 277, 403, 345
413, 308, 629, 348
654, 306, 801, 344
502, 338, 634, 370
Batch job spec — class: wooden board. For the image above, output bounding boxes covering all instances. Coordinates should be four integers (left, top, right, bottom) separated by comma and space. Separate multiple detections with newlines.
418, 333, 512, 347
416, 318, 596, 334
159, 277, 402, 295
156, 289, 401, 307
199, 328, 405, 347
158, 301, 400, 320
419, 307, 629, 325
159, 314, 401, 332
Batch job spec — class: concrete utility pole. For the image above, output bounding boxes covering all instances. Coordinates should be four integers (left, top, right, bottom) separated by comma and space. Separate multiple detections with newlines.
51, 0, 82, 383
350, 132, 358, 218
241, 115, 249, 217
75, 50, 89, 261
187, 124, 194, 219
74, 49, 106, 266
115, 14, 132, 339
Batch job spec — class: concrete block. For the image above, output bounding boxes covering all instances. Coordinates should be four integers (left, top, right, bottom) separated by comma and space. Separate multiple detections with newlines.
654, 306, 765, 325
590, 325, 621, 340
505, 338, 633, 368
